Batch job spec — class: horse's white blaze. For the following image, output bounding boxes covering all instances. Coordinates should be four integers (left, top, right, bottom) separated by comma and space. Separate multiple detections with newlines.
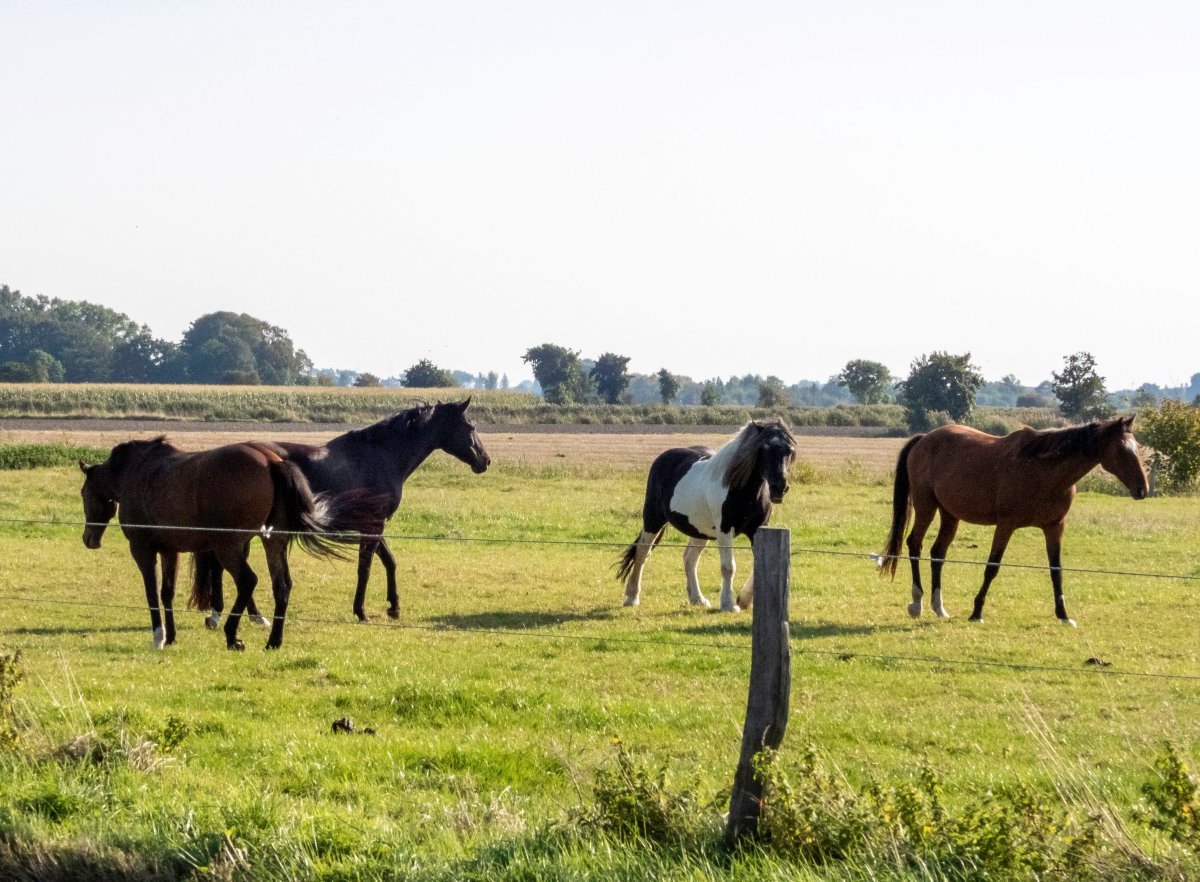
1124, 437, 1139, 455
152, 626, 165, 649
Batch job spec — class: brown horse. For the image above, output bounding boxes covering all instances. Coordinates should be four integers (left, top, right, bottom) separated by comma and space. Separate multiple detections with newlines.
80, 437, 343, 650
879, 416, 1148, 625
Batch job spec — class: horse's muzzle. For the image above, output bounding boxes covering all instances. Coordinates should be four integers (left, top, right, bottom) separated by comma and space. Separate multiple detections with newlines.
82, 531, 102, 550
1131, 485, 1148, 500
471, 456, 491, 474
770, 484, 789, 504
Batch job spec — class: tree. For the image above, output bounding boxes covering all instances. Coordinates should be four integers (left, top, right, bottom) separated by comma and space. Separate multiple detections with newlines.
402, 359, 457, 388
657, 368, 681, 405
1139, 401, 1200, 492
522, 344, 589, 404
180, 311, 311, 385
834, 359, 893, 404
898, 351, 984, 431
354, 372, 381, 388
700, 381, 721, 406
1051, 352, 1115, 421
757, 377, 790, 408
591, 353, 632, 404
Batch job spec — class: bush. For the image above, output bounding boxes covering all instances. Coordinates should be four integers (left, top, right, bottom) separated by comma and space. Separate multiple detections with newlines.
1139, 401, 1200, 493
1137, 743, 1200, 850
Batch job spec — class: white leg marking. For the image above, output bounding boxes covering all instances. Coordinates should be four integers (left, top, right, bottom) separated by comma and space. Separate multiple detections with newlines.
250, 613, 269, 627
205, 611, 221, 630
623, 531, 656, 607
735, 570, 754, 611
930, 588, 950, 619
908, 583, 923, 618
152, 626, 166, 649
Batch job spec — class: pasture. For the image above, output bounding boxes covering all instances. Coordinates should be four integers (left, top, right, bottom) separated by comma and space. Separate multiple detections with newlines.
1, 428, 1198, 880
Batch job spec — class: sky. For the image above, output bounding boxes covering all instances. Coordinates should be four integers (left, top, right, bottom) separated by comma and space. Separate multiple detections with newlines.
2, 1, 1197, 390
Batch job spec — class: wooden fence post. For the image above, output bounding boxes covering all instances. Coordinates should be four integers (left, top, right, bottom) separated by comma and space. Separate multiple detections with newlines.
725, 526, 791, 847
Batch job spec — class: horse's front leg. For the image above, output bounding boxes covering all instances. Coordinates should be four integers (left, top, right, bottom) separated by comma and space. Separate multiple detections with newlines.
353, 537, 378, 622
970, 524, 1016, 622
683, 538, 709, 607
160, 551, 179, 645
717, 533, 738, 612
130, 544, 165, 649
1043, 520, 1075, 626
377, 539, 400, 619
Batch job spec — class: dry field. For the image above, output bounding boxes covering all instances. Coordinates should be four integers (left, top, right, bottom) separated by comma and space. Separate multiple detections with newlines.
0, 421, 907, 476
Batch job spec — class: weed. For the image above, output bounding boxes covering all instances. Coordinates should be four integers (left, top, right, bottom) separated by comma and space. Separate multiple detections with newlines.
0, 652, 20, 750
1136, 743, 1200, 850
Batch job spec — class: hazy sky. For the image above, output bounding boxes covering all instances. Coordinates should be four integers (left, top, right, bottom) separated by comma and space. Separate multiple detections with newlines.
3, 2, 1197, 389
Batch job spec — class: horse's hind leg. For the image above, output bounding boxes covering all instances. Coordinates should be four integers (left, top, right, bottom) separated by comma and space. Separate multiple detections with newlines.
622, 528, 661, 607
160, 551, 179, 645
683, 538, 709, 607
264, 540, 292, 650
928, 513, 959, 619
970, 524, 1015, 622
905, 504, 936, 618
377, 539, 401, 619
219, 548, 259, 651
1043, 520, 1075, 626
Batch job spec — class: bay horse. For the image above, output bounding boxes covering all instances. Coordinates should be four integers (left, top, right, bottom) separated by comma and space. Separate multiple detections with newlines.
80, 437, 343, 650
194, 399, 491, 622
616, 419, 796, 611
879, 416, 1148, 625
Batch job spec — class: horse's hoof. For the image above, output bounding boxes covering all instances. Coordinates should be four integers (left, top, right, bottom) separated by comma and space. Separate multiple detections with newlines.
907, 602, 922, 618
623, 597, 640, 607
691, 597, 711, 608
204, 614, 220, 630
1059, 617, 1077, 628
968, 615, 983, 623
934, 609, 951, 619
228, 640, 245, 651
720, 602, 739, 613
265, 641, 281, 651
387, 608, 400, 620
250, 614, 269, 628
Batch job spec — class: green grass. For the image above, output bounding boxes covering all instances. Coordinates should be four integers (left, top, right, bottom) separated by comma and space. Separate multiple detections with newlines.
1, 450, 1198, 880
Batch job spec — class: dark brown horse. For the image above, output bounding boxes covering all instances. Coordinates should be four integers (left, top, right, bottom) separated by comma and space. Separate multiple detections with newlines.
193, 399, 491, 622
80, 437, 343, 650
880, 416, 1148, 625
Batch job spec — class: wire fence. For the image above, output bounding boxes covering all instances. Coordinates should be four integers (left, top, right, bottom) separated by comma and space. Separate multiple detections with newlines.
1, 514, 1198, 684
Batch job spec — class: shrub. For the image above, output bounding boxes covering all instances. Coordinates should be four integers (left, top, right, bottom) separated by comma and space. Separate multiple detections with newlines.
1139, 401, 1200, 493
1137, 743, 1200, 850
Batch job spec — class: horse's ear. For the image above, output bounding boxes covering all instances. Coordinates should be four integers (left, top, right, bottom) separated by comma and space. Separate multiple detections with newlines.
1122, 415, 1135, 430
78, 460, 92, 475
457, 397, 472, 412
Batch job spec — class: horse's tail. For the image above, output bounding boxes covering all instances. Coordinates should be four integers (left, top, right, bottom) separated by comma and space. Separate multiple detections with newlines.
268, 460, 350, 560
880, 434, 923, 579
614, 526, 666, 581
188, 550, 220, 610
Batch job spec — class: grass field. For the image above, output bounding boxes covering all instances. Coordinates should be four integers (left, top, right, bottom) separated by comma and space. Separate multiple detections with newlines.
1, 430, 1198, 880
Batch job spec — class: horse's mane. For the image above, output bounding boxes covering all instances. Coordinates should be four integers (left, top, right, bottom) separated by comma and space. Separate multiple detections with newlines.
711, 419, 797, 489
1017, 422, 1107, 461
336, 404, 435, 448
106, 435, 174, 468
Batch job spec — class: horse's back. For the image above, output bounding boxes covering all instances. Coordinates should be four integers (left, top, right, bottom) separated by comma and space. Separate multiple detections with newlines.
907, 425, 1034, 524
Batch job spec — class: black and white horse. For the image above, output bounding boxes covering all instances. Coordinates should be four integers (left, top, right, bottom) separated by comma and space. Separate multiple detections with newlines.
615, 419, 796, 611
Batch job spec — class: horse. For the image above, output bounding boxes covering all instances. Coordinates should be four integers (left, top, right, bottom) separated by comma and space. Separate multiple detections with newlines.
615, 419, 797, 611
80, 437, 344, 650
879, 416, 1148, 625
193, 399, 492, 622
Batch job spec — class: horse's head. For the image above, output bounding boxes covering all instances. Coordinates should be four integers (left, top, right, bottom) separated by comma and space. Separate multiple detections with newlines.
435, 399, 491, 474
79, 460, 117, 549
757, 420, 797, 503
727, 419, 797, 503
1098, 416, 1148, 500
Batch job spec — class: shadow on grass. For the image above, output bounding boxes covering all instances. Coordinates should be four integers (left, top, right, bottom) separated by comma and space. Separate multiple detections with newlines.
678, 618, 907, 639
428, 608, 618, 632
5, 625, 145, 636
